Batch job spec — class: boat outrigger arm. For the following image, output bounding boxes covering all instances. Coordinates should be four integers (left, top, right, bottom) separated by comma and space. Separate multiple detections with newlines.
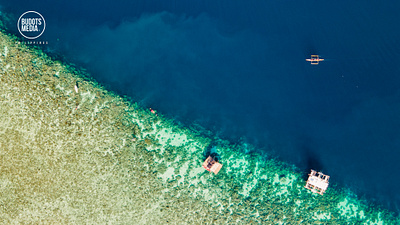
306, 55, 324, 65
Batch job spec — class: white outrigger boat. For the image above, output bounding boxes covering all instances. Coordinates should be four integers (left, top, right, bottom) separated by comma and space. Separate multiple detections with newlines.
306, 55, 324, 65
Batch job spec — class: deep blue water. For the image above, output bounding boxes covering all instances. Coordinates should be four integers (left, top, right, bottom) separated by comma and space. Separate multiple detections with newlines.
2, 0, 400, 214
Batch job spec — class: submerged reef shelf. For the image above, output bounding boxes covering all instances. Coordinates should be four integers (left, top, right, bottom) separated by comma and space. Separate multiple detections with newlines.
0, 31, 398, 224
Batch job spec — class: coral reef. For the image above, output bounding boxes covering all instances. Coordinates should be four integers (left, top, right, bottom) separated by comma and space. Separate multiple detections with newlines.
0, 30, 398, 224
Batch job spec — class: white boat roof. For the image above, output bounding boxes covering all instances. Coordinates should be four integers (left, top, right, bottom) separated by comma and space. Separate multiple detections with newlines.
308, 176, 329, 190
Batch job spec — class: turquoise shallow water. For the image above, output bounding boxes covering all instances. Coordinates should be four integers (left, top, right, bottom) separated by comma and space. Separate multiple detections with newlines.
1, 0, 400, 222
33, 2, 400, 213
0, 29, 399, 223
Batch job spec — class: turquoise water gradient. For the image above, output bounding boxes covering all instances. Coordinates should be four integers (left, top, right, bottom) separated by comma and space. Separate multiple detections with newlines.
1, 0, 400, 217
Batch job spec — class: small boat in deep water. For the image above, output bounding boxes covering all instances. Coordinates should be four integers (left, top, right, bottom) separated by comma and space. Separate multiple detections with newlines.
306, 55, 324, 65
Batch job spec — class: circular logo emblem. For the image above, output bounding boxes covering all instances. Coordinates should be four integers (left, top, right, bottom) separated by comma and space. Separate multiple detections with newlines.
17, 11, 46, 39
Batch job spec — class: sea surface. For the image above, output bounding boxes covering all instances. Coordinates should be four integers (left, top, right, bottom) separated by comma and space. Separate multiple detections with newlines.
2, 0, 400, 214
